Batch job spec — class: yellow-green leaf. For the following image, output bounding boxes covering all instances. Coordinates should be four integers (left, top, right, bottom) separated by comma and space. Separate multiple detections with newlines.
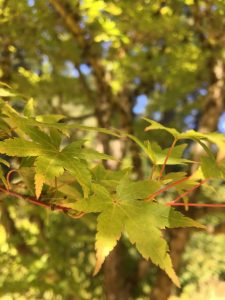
34, 173, 44, 199
94, 207, 124, 275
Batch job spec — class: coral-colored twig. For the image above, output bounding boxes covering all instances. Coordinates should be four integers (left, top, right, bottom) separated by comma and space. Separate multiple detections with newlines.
159, 138, 177, 179
166, 202, 225, 208
0, 186, 84, 219
170, 178, 209, 204
145, 176, 191, 202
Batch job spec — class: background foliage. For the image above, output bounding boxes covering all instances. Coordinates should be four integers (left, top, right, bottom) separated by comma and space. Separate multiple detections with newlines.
0, 0, 225, 299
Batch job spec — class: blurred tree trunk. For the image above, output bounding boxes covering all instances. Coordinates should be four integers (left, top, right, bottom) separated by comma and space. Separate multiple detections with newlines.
150, 58, 225, 300
103, 89, 143, 300
0, 0, 11, 82
0, 38, 11, 83
49, 1, 143, 298
104, 241, 130, 300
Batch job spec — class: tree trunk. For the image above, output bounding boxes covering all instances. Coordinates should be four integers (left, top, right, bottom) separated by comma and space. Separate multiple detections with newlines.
150, 229, 190, 300
0, 38, 11, 83
103, 242, 131, 300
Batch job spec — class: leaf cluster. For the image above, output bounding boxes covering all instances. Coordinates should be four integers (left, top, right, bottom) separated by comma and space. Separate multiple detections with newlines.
0, 94, 224, 286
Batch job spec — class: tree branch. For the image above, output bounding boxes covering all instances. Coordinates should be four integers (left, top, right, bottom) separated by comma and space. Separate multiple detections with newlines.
0, 186, 84, 219
170, 178, 209, 204
145, 176, 191, 202
166, 202, 225, 208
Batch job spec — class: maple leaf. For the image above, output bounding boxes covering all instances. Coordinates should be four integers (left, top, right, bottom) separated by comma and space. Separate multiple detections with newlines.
128, 135, 193, 165
143, 118, 225, 157
0, 123, 114, 199
94, 207, 124, 275
73, 174, 204, 286
201, 156, 225, 179
34, 156, 64, 198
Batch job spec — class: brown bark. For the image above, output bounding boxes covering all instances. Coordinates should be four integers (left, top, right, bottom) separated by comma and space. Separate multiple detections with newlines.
0, 1, 11, 82
49, 0, 143, 170
0, 38, 12, 83
115, 88, 143, 177
150, 229, 190, 300
49, 0, 114, 158
103, 242, 130, 300
199, 60, 225, 132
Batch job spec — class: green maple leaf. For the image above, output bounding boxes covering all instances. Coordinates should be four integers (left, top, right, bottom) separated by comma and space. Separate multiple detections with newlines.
143, 118, 206, 141
2, 102, 120, 138
201, 155, 225, 180
0, 138, 47, 156
143, 118, 180, 138
34, 155, 64, 198
24, 98, 35, 118
0, 122, 114, 198
94, 206, 124, 275
143, 119, 225, 157
147, 142, 193, 165
128, 135, 192, 165
60, 156, 91, 199
73, 174, 204, 286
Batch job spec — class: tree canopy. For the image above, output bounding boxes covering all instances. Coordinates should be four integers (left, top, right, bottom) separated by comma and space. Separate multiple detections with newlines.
0, 1, 225, 299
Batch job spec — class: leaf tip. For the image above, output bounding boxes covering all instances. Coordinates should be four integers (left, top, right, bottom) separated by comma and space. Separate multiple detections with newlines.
93, 263, 101, 276
93, 251, 105, 276
196, 223, 207, 230
35, 173, 44, 199
167, 264, 180, 287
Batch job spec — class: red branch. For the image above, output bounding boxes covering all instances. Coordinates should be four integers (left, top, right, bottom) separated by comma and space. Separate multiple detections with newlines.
2, 176, 225, 216
159, 138, 177, 179
145, 176, 191, 202
0, 186, 84, 219
166, 202, 225, 208
170, 178, 209, 203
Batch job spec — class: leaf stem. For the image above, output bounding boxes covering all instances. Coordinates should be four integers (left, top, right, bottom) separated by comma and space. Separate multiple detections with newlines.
150, 164, 156, 179
145, 176, 191, 202
0, 185, 84, 219
6, 169, 19, 190
166, 202, 225, 208
159, 138, 177, 179
170, 178, 209, 204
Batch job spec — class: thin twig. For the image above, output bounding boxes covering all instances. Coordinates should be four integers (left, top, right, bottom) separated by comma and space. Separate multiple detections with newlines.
169, 178, 209, 204
166, 202, 225, 208
68, 212, 85, 219
159, 138, 177, 179
145, 176, 191, 202
6, 169, 19, 190
0, 186, 84, 219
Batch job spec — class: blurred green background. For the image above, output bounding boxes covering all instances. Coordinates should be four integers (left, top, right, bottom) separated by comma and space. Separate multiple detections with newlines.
0, 0, 225, 299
